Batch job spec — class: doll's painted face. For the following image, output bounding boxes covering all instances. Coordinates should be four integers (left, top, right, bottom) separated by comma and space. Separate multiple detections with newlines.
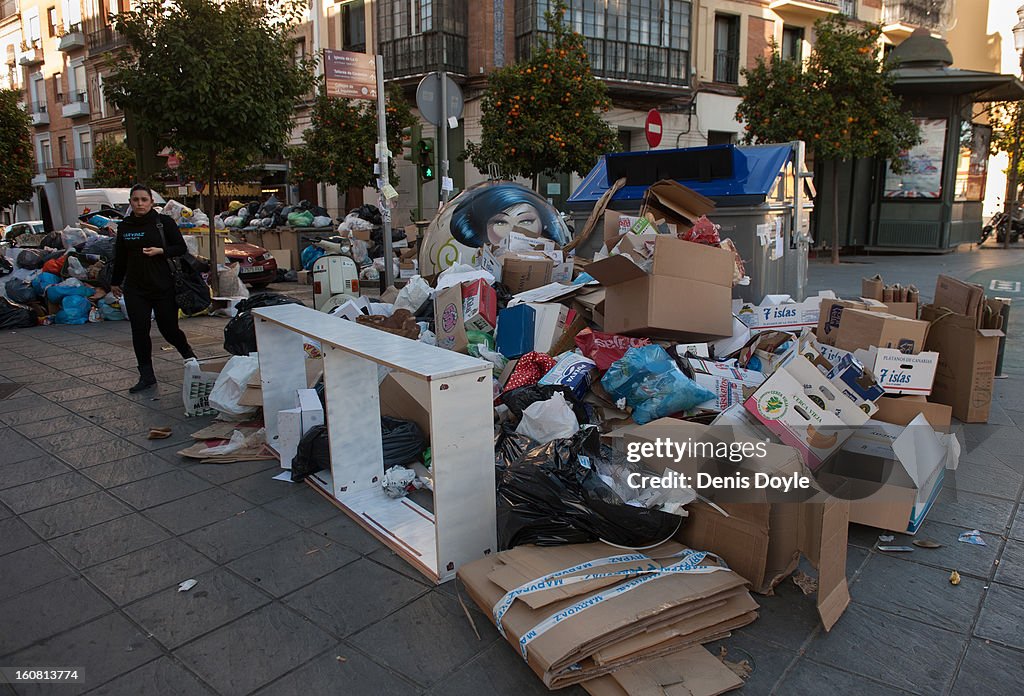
485, 202, 542, 245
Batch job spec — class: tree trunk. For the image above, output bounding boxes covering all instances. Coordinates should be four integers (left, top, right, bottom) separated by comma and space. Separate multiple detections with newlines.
831, 159, 841, 265
207, 147, 220, 294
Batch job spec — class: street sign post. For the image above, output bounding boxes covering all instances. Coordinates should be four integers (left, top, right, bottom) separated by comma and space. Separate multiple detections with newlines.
645, 109, 663, 149
324, 48, 377, 101
415, 73, 464, 127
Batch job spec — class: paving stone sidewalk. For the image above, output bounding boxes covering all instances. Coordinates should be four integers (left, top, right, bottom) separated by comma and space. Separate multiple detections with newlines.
0, 252, 1023, 695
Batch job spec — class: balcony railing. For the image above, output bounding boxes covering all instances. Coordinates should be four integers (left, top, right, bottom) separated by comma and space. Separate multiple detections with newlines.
380, 32, 468, 79
0, 0, 17, 22
28, 100, 48, 126
87, 25, 126, 54
839, 0, 856, 16
883, 0, 948, 32
516, 33, 689, 87
61, 91, 89, 118
59, 23, 86, 51
713, 49, 740, 84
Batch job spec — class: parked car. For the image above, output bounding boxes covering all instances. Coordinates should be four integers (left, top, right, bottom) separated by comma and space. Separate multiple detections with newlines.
224, 240, 278, 289
3, 220, 46, 246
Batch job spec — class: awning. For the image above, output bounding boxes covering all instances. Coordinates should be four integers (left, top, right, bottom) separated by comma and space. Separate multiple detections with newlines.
893, 67, 1024, 102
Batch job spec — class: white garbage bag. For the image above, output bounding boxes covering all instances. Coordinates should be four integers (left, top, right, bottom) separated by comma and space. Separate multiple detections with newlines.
515, 391, 580, 444
208, 354, 260, 419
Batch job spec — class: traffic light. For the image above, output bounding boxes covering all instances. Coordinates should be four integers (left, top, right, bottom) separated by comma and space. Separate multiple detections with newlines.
417, 138, 435, 182
401, 124, 421, 162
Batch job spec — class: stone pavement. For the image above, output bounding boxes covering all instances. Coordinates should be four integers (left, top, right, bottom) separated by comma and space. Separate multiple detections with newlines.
0, 248, 1023, 695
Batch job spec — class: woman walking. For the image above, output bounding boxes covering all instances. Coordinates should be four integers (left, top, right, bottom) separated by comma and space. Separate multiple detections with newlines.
110, 184, 196, 393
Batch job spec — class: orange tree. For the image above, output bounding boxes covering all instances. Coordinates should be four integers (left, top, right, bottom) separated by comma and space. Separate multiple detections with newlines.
93, 139, 137, 187
737, 15, 919, 263
0, 89, 33, 208
289, 84, 414, 191
465, 0, 618, 189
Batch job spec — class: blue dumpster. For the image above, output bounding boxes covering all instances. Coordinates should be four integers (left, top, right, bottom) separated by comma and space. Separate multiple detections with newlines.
568, 142, 814, 304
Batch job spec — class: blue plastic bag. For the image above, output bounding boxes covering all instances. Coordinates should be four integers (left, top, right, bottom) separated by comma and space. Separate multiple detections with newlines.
301, 245, 325, 270
45, 281, 95, 304
32, 272, 62, 297
54, 295, 92, 325
601, 345, 715, 425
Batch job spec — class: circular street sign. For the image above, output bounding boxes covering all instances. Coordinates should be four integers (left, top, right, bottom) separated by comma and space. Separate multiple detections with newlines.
416, 73, 465, 127
645, 109, 663, 149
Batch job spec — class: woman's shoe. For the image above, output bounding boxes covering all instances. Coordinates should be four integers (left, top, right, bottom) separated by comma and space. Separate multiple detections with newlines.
129, 378, 157, 393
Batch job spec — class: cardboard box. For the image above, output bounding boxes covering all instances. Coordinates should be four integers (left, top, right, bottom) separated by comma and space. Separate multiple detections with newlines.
528, 302, 570, 354
606, 419, 847, 630
744, 355, 872, 470
501, 253, 553, 293
738, 292, 835, 334
853, 347, 939, 395
458, 540, 756, 688
822, 414, 959, 534
297, 270, 312, 286
269, 249, 292, 271
922, 304, 1004, 423
187, 233, 228, 260
833, 309, 929, 354
862, 275, 884, 300
640, 180, 716, 235
496, 304, 536, 359
434, 284, 468, 352
694, 374, 754, 412
581, 647, 744, 696
461, 279, 497, 333
602, 211, 644, 247
934, 274, 985, 320
878, 301, 918, 320
586, 236, 733, 340
816, 298, 888, 346
873, 395, 952, 432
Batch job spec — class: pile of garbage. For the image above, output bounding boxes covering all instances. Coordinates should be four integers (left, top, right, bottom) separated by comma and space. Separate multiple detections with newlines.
183, 177, 999, 695
216, 196, 334, 232
1, 225, 123, 327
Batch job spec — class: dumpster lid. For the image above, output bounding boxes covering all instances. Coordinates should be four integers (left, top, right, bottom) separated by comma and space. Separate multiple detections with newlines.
568, 143, 794, 209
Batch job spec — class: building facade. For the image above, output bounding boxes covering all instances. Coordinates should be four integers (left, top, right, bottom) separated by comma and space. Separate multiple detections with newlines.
4, 0, 971, 228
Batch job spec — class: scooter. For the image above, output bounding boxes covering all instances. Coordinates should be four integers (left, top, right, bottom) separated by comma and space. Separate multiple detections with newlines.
981, 205, 1024, 245
310, 236, 361, 313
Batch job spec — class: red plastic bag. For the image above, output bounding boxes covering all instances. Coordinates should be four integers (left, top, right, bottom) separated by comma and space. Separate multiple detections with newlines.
574, 329, 651, 371
42, 256, 66, 276
503, 352, 557, 393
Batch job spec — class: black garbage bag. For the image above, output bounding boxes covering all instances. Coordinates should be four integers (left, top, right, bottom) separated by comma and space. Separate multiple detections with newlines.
291, 425, 329, 482
493, 283, 514, 312
0, 255, 12, 277
496, 428, 682, 550
0, 297, 37, 329
83, 236, 116, 259
351, 204, 382, 227
5, 277, 36, 304
223, 292, 305, 355
495, 423, 532, 471
39, 231, 63, 249
16, 249, 46, 270
382, 416, 426, 468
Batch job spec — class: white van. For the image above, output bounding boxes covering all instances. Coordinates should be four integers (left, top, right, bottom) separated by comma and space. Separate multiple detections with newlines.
76, 188, 167, 217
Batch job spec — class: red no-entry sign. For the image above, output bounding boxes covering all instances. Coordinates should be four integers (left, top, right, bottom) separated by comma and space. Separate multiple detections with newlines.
645, 109, 663, 149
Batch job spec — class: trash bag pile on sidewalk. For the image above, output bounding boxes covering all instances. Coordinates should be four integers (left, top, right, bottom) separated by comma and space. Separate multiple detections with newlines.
1, 223, 121, 326
179, 177, 1001, 695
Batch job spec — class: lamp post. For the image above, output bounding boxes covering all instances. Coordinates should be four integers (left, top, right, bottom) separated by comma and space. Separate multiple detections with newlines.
1003, 6, 1024, 249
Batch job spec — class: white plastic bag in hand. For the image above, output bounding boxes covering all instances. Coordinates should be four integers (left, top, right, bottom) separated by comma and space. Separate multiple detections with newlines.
515, 391, 579, 444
